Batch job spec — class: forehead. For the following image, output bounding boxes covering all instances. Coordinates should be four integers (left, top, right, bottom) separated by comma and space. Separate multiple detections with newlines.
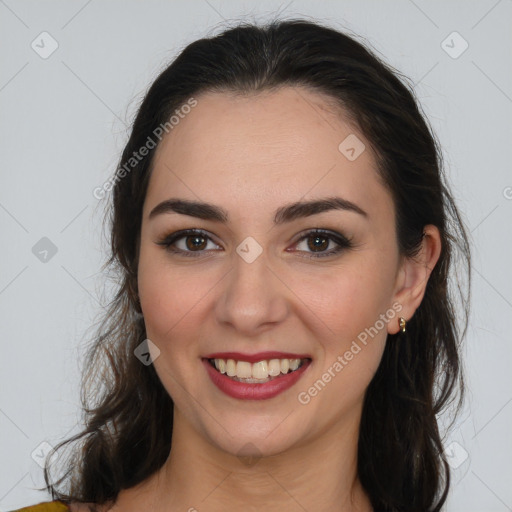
145, 87, 392, 223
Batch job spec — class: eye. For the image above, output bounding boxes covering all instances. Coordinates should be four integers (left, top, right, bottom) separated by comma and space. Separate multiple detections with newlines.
156, 229, 222, 257
290, 229, 353, 258
156, 228, 353, 259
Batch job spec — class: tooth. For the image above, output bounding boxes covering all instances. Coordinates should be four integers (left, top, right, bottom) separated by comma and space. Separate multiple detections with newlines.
252, 360, 269, 379
289, 358, 300, 371
236, 361, 252, 378
268, 359, 281, 377
226, 359, 236, 377
219, 357, 306, 379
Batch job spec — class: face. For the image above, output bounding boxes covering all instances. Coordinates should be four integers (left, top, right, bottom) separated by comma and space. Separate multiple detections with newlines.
137, 87, 403, 457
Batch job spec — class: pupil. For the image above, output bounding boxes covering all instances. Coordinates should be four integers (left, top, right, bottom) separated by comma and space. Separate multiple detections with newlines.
308, 235, 328, 252
186, 235, 206, 250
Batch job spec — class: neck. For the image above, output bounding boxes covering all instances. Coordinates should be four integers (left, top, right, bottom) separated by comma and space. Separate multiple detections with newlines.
138, 408, 372, 512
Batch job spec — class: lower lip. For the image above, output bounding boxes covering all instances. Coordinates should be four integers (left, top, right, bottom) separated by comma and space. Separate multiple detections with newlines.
203, 359, 311, 400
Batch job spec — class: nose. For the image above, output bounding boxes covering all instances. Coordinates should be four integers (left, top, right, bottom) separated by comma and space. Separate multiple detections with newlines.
214, 251, 289, 335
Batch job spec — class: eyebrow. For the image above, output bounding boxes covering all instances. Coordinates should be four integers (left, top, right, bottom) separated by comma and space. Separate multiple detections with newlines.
148, 196, 368, 223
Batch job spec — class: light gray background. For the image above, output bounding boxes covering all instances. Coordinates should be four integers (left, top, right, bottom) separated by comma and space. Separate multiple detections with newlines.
1, 1, 511, 510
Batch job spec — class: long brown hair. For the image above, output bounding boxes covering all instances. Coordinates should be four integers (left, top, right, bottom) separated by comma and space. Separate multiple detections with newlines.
43, 19, 471, 511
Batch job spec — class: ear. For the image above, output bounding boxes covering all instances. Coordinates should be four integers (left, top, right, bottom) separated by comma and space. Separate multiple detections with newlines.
388, 225, 442, 334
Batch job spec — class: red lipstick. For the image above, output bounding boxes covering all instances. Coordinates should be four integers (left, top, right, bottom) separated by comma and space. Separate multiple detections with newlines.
202, 355, 311, 400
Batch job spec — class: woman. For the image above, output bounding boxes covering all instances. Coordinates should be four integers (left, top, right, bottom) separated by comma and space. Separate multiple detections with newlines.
15, 18, 470, 512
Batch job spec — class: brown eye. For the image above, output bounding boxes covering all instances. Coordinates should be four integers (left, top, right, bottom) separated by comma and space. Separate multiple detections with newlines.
307, 234, 329, 252
156, 229, 222, 257
292, 229, 353, 258
185, 234, 207, 251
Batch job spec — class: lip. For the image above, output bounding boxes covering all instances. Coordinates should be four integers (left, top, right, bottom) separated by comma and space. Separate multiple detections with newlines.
202, 357, 311, 400
203, 351, 311, 363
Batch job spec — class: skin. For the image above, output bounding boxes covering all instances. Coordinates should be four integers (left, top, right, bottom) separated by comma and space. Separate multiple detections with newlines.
72, 86, 441, 512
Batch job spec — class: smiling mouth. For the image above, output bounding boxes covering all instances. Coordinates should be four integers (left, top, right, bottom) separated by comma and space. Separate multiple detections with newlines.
207, 357, 311, 383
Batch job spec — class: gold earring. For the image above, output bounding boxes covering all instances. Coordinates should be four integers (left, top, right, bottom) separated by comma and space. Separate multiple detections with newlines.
399, 317, 407, 333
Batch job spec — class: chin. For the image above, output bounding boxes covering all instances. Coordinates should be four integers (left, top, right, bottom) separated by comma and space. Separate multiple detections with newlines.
195, 407, 311, 461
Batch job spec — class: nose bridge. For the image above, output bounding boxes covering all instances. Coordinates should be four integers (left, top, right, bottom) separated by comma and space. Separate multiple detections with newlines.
215, 248, 288, 333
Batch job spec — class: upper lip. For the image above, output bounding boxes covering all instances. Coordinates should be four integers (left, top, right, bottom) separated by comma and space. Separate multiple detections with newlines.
203, 351, 311, 363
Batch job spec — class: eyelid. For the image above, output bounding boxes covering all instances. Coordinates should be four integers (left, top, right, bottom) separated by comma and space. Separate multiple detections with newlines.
291, 227, 351, 245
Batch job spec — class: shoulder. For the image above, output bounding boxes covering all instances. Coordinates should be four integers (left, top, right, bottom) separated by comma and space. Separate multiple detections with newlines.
9, 502, 108, 512
9, 501, 70, 512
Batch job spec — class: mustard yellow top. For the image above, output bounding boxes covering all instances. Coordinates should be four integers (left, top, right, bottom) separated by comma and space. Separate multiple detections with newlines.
10, 501, 70, 512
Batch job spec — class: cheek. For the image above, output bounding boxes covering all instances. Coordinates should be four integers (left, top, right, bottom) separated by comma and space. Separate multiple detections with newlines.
137, 255, 216, 402
137, 246, 218, 342
293, 257, 395, 391
298, 261, 395, 340
139, 271, 195, 339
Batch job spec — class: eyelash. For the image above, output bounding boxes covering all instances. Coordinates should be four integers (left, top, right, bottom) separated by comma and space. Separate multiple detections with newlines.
155, 228, 354, 259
